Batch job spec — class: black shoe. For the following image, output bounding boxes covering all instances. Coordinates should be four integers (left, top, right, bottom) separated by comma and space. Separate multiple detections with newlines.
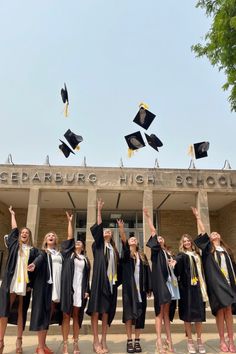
134, 339, 142, 353
127, 339, 135, 353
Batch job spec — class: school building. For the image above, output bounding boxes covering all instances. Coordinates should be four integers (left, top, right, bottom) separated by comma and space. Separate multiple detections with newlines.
1, 164, 236, 275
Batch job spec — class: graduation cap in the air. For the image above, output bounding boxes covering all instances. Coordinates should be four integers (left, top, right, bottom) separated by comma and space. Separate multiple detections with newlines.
124, 131, 146, 157
61, 83, 69, 117
188, 141, 210, 159
133, 103, 156, 130
145, 133, 163, 152
64, 129, 83, 151
59, 140, 75, 158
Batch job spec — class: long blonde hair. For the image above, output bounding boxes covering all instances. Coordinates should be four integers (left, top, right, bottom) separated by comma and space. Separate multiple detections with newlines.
179, 233, 199, 253
41, 231, 59, 252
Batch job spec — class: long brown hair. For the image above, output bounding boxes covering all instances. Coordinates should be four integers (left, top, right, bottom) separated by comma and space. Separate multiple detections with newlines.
41, 231, 59, 252
210, 232, 235, 261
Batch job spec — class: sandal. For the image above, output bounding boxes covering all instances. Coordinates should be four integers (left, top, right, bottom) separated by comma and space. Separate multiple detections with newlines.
187, 340, 196, 354
127, 339, 135, 353
165, 339, 175, 352
93, 343, 104, 354
134, 339, 142, 353
229, 343, 236, 353
62, 341, 69, 354
0, 340, 4, 354
197, 339, 206, 354
16, 337, 23, 353
73, 339, 80, 354
44, 346, 54, 354
220, 342, 229, 353
156, 340, 166, 354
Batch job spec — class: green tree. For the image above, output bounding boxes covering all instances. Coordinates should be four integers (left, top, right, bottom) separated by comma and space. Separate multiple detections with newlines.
192, 0, 236, 111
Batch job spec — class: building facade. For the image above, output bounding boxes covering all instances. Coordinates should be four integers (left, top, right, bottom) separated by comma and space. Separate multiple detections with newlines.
1, 164, 236, 274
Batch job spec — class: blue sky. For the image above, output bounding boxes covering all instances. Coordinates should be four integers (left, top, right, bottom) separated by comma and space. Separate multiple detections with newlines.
0, 1, 235, 169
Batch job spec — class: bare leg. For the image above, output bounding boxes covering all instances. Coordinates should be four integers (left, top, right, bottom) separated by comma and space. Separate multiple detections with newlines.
61, 312, 70, 353
72, 307, 81, 353
91, 312, 103, 353
134, 328, 140, 340
101, 313, 109, 352
224, 306, 236, 351
163, 303, 174, 352
0, 293, 17, 346
216, 308, 228, 351
155, 305, 166, 353
16, 296, 23, 352
125, 320, 133, 340
38, 330, 47, 353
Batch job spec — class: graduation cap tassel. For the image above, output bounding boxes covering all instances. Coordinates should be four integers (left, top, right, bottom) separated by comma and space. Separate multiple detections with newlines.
64, 102, 69, 117
128, 148, 135, 158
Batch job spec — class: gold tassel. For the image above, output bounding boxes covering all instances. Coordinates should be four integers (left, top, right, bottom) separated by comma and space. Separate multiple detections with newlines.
64, 102, 69, 117
139, 102, 149, 110
75, 146, 80, 151
128, 148, 135, 158
187, 144, 194, 157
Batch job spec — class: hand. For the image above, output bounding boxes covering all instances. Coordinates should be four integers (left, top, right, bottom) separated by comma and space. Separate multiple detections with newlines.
191, 206, 199, 219
27, 263, 36, 272
97, 198, 104, 211
143, 208, 150, 218
66, 211, 73, 222
84, 292, 89, 299
117, 219, 124, 229
168, 258, 176, 268
9, 206, 15, 216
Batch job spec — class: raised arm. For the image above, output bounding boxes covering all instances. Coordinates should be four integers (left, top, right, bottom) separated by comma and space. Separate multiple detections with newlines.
191, 207, 206, 235
66, 211, 74, 240
117, 219, 127, 244
143, 208, 156, 236
9, 206, 17, 229
97, 198, 104, 225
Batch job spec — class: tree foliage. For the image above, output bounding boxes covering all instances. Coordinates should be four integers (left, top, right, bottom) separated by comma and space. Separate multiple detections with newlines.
192, 0, 236, 111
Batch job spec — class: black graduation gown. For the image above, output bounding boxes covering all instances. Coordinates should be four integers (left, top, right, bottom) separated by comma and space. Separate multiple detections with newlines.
86, 223, 120, 326
175, 252, 206, 322
0, 228, 39, 329
121, 241, 152, 329
29, 250, 62, 331
194, 233, 236, 316
146, 235, 176, 320
60, 238, 90, 328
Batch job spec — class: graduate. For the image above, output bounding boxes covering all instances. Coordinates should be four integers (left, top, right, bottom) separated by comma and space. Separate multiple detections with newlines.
60, 212, 90, 354
0, 206, 38, 354
86, 198, 120, 354
144, 208, 179, 354
28, 216, 68, 354
175, 234, 208, 354
192, 207, 236, 353
117, 219, 152, 353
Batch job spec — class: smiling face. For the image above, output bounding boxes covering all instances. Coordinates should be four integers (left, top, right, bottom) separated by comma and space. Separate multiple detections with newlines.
75, 240, 84, 253
157, 235, 165, 247
210, 231, 221, 242
128, 236, 138, 247
182, 236, 192, 251
103, 228, 112, 242
20, 228, 31, 245
43, 232, 58, 249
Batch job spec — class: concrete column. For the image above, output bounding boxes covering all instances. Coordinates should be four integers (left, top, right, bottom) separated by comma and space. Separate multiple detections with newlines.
26, 187, 40, 245
196, 190, 210, 235
143, 190, 153, 252
86, 189, 97, 261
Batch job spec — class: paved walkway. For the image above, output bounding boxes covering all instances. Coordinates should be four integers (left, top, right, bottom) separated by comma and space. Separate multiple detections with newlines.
2, 333, 224, 353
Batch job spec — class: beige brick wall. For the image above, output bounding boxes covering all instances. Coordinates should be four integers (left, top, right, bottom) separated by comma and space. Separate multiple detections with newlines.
217, 201, 236, 255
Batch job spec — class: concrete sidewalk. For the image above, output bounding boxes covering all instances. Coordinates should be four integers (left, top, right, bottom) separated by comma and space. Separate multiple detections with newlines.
2, 333, 224, 354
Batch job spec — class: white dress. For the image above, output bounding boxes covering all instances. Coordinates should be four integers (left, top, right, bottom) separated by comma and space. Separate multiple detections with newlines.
73, 256, 85, 307
48, 250, 62, 303
10, 244, 31, 296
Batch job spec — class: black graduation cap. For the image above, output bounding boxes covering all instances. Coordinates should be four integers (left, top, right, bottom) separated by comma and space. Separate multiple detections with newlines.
133, 104, 156, 130
64, 129, 83, 150
61, 83, 69, 117
129, 231, 135, 238
193, 141, 210, 159
145, 133, 163, 152
124, 131, 146, 158
59, 140, 75, 158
